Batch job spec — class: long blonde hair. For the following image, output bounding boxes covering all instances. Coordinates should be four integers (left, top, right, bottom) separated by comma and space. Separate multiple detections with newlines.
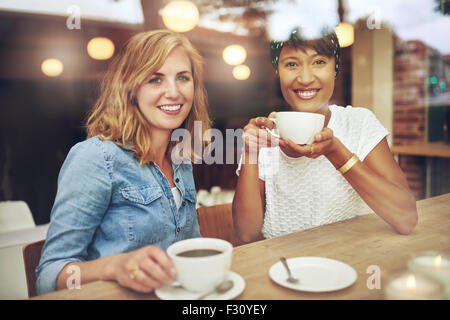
86, 29, 211, 164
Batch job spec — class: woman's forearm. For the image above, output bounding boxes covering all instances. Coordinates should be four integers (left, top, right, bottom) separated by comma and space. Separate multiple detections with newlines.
344, 161, 417, 234
56, 253, 118, 291
232, 154, 265, 243
326, 140, 417, 234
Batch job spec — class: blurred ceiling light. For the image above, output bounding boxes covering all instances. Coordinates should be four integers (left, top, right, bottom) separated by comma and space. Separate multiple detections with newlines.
41, 58, 63, 77
161, 1, 199, 32
87, 37, 115, 60
232, 65, 251, 80
335, 22, 354, 48
223, 45, 247, 66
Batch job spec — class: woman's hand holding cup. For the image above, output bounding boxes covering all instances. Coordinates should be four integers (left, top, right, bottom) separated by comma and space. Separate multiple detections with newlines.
242, 112, 279, 163
279, 127, 338, 159
107, 245, 176, 293
258, 111, 339, 159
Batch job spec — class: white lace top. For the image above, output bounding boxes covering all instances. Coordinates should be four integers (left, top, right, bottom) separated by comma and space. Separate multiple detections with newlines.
237, 105, 389, 239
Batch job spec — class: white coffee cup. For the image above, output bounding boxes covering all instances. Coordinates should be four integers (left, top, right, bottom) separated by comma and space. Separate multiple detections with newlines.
265, 112, 325, 145
167, 237, 232, 292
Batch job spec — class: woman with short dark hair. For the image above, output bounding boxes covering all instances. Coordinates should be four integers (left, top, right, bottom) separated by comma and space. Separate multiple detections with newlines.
233, 27, 418, 243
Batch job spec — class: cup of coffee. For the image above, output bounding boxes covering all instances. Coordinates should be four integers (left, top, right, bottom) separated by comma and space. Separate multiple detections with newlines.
167, 237, 232, 292
265, 112, 325, 145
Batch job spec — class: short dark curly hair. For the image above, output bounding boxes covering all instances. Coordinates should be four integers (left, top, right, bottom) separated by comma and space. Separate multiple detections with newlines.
270, 27, 341, 77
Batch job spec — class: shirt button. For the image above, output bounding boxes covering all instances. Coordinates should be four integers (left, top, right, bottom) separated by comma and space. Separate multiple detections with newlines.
176, 227, 181, 233
175, 178, 179, 183
182, 201, 186, 207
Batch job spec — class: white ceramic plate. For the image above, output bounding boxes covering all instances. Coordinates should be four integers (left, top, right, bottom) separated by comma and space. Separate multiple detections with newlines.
155, 271, 245, 300
269, 257, 357, 292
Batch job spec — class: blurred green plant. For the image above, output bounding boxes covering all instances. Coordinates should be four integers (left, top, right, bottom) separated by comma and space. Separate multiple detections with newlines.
434, 0, 449, 15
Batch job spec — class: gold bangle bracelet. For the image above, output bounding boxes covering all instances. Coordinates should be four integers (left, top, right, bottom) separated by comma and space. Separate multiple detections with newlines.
337, 154, 360, 175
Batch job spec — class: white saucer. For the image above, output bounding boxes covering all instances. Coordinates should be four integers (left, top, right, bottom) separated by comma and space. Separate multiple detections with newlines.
155, 271, 245, 300
269, 257, 357, 292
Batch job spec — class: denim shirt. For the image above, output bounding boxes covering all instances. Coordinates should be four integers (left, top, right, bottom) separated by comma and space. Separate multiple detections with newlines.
36, 136, 201, 295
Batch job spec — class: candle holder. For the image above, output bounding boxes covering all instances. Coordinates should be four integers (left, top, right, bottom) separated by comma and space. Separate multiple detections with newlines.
408, 251, 450, 299
385, 271, 444, 300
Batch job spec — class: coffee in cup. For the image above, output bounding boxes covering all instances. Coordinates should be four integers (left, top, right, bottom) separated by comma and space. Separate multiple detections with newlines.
167, 237, 232, 292
176, 249, 223, 258
265, 111, 325, 145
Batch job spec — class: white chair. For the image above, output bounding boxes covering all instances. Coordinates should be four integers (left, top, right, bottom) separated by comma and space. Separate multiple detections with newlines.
0, 201, 46, 299
0, 201, 35, 233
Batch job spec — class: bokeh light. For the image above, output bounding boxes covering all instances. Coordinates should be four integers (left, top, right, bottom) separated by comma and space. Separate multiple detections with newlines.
41, 58, 63, 77
161, 1, 199, 32
335, 22, 354, 48
87, 37, 115, 60
232, 65, 251, 80
222, 44, 247, 66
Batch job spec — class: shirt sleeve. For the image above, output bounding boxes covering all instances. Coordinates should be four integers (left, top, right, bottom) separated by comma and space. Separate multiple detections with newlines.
35, 139, 113, 295
356, 108, 390, 161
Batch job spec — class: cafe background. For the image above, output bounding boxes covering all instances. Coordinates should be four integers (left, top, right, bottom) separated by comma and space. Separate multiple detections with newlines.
0, 0, 449, 299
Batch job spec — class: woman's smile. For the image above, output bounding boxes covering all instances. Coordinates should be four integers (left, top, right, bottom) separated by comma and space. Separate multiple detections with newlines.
157, 104, 183, 115
294, 88, 321, 100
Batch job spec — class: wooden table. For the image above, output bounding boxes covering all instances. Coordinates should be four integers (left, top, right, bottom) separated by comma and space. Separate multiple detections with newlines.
31, 193, 450, 300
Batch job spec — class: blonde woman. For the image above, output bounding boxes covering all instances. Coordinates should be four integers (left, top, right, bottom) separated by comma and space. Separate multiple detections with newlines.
36, 30, 211, 294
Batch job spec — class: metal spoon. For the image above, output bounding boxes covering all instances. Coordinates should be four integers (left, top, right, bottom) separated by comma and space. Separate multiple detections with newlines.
196, 280, 234, 300
280, 257, 300, 284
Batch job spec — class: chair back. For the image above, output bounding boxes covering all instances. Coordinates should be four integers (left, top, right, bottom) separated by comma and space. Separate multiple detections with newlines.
22, 239, 45, 297
197, 203, 244, 247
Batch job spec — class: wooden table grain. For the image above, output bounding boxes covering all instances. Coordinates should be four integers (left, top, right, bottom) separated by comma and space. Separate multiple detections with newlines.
31, 193, 450, 300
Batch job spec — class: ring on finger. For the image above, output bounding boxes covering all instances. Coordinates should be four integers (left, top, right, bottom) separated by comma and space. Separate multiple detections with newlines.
129, 267, 140, 280
310, 145, 315, 155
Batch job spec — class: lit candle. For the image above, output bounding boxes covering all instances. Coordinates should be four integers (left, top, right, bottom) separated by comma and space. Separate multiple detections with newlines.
408, 252, 450, 299
385, 272, 444, 300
